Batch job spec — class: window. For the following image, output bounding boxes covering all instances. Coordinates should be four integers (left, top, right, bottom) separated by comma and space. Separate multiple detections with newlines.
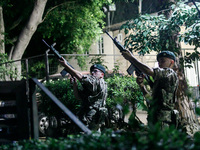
117, 33, 122, 42
98, 36, 104, 54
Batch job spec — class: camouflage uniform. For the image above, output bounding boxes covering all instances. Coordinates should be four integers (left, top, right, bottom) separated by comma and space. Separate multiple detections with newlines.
148, 67, 179, 128
77, 74, 107, 130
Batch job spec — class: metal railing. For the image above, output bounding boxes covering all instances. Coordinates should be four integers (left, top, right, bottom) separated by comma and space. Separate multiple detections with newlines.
30, 78, 92, 135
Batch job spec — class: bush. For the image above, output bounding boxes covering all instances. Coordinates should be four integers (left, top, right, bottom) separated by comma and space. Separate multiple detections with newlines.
106, 75, 145, 112
37, 75, 146, 120
0, 127, 196, 150
37, 75, 146, 133
37, 79, 81, 116
0, 53, 19, 80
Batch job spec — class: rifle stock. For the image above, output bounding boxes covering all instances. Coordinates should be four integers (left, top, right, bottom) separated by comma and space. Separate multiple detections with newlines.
42, 39, 74, 77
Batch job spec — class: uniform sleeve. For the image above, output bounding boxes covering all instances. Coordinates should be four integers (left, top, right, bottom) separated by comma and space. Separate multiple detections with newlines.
80, 75, 98, 92
153, 67, 162, 80
153, 67, 172, 80
153, 67, 177, 80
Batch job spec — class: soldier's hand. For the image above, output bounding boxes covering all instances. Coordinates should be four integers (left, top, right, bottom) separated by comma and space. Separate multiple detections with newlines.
121, 50, 133, 61
70, 76, 77, 85
58, 57, 67, 67
136, 75, 145, 86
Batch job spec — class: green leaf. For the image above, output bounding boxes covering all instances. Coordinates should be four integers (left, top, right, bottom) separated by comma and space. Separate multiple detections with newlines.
195, 107, 200, 115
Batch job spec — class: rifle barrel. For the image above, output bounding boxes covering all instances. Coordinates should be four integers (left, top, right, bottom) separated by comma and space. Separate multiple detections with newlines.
42, 39, 50, 48
105, 31, 114, 40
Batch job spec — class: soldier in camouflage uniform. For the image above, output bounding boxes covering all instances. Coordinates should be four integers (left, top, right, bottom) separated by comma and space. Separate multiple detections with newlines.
59, 58, 107, 130
122, 50, 179, 129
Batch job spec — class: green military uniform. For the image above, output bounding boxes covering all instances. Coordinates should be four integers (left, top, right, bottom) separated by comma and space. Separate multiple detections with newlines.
148, 51, 179, 128
148, 67, 179, 128
77, 65, 107, 130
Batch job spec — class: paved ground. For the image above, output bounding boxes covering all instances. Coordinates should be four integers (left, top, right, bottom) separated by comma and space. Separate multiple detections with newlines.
136, 110, 147, 125
124, 110, 147, 125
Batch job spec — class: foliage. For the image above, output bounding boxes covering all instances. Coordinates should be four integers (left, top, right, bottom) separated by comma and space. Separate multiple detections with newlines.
22, 58, 58, 79
1, 0, 112, 70
106, 75, 145, 113
37, 79, 81, 116
121, 2, 200, 68
37, 75, 146, 133
0, 53, 19, 80
37, 0, 111, 69
0, 127, 198, 150
121, 14, 166, 54
112, 60, 121, 74
38, 75, 145, 115
29, 61, 46, 78
1, 0, 34, 47
105, 75, 146, 130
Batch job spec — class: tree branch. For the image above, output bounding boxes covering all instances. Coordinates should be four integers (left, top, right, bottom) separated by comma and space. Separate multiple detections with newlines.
41, 1, 76, 23
9, 17, 23, 31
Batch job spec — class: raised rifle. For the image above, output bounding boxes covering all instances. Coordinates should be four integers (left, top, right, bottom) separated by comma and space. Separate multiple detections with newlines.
42, 39, 74, 77
105, 31, 153, 88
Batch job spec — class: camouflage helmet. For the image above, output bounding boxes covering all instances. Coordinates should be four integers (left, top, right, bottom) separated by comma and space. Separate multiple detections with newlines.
157, 51, 176, 61
90, 64, 106, 74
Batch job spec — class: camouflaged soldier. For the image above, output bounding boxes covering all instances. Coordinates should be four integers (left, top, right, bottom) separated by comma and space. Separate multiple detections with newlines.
75, 64, 107, 130
122, 50, 179, 129
59, 58, 107, 130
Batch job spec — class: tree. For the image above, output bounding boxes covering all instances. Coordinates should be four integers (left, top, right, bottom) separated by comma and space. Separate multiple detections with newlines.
121, 1, 200, 136
0, 0, 111, 80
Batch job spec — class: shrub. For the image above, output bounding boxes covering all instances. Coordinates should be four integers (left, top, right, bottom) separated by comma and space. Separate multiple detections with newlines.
37, 75, 145, 119
106, 75, 145, 111
0, 127, 196, 150
0, 53, 19, 80
37, 79, 81, 116
37, 75, 146, 133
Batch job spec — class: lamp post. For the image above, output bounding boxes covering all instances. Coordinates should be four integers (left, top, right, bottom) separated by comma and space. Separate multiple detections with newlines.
107, 4, 116, 31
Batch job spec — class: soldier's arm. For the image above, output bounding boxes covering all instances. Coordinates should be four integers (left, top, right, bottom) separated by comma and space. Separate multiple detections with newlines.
122, 50, 154, 77
70, 77, 81, 100
136, 75, 151, 97
136, 75, 152, 108
59, 57, 83, 81
81, 75, 98, 93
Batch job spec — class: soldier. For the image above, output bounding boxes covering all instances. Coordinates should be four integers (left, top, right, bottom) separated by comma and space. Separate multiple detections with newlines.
121, 50, 179, 129
59, 58, 107, 130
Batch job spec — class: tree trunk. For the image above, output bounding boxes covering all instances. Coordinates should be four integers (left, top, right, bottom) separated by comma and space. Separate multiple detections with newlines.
0, 6, 5, 53
161, 0, 200, 136
175, 56, 199, 136
10, 0, 47, 79
11, 0, 47, 60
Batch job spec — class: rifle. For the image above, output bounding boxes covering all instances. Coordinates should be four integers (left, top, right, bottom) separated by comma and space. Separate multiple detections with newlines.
105, 31, 153, 88
42, 39, 74, 77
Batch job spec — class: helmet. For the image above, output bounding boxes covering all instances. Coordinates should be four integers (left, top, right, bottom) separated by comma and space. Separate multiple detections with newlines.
90, 64, 106, 74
